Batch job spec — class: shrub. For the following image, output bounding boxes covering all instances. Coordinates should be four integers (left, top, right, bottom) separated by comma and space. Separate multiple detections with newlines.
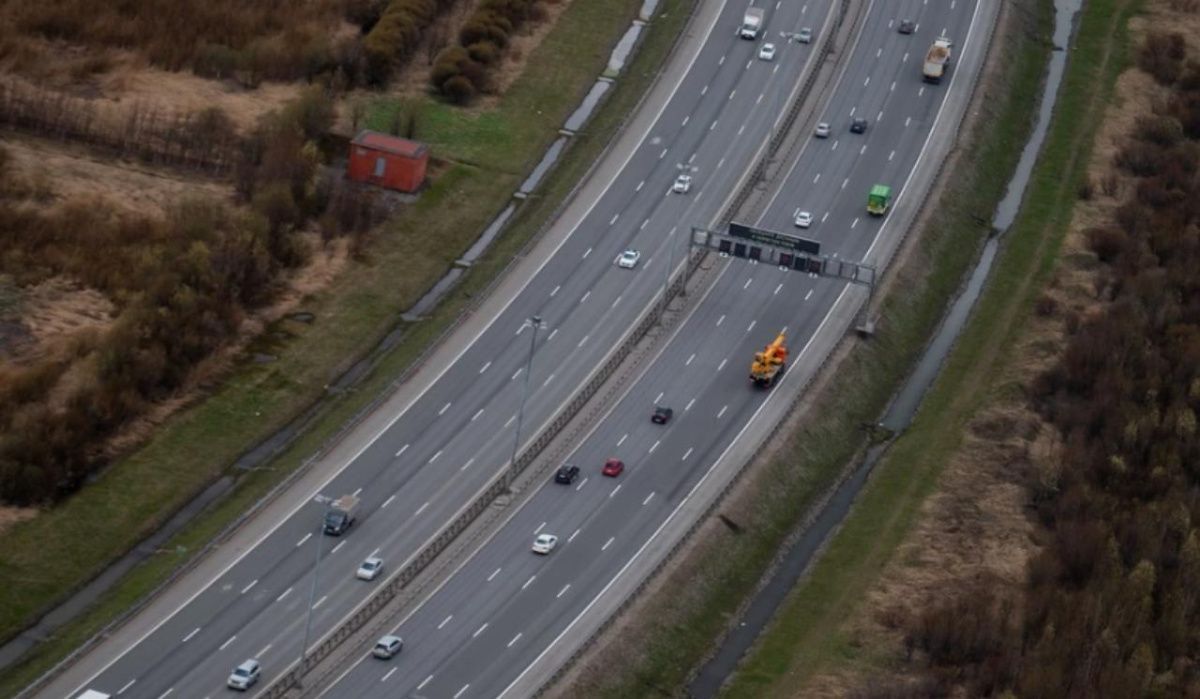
1085, 227, 1128, 263
467, 40, 501, 65
440, 0, 548, 103
1134, 114, 1184, 147
443, 75, 477, 104
1138, 31, 1187, 85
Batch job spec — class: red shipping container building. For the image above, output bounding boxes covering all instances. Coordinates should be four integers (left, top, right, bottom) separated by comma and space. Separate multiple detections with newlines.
346, 130, 429, 193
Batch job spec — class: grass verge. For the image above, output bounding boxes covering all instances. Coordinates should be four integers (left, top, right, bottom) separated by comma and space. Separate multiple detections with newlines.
0, 0, 696, 694
568, 1, 1055, 696
719, 0, 1138, 695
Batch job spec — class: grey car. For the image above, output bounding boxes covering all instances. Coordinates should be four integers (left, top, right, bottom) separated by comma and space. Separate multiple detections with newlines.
373, 635, 404, 659
227, 659, 260, 690
797, 27, 813, 43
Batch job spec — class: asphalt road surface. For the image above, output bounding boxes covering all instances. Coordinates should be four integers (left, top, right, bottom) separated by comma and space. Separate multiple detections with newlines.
320, 1, 987, 698
60, 0, 850, 697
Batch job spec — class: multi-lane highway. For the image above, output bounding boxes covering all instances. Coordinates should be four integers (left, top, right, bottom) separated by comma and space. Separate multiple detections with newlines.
56, 1, 850, 697
318, 1, 987, 697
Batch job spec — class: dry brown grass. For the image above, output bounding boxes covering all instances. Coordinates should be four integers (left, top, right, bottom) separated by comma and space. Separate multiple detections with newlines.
0, 505, 36, 535
102, 233, 350, 458
800, 3, 1200, 696
482, 0, 575, 101
1, 135, 231, 217
96, 66, 304, 132
0, 0, 359, 79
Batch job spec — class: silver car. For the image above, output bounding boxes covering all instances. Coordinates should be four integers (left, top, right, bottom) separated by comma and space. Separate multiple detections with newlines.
814, 122, 831, 138
532, 533, 558, 554
373, 635, 404, 659
616, 249, 641, 269
798, 27, 813, 43
227, 659, 260, 690
356, 556, 383, 581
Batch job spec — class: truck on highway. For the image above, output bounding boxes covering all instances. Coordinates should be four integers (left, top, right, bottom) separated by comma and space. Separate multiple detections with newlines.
323, 494, 360, 536
750, 333, 788, 388
867, 184, 892, 216
922, 37, 952, 83
740, 7, 765, 39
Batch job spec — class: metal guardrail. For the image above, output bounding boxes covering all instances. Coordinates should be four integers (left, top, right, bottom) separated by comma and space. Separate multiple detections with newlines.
261, 0, 857, 692
254, 6, 721, 699
529, 0, 1013, 692
16, 2, 707, 698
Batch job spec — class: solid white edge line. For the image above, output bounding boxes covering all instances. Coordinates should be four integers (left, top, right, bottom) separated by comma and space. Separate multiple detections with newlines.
64, 0, 737, 693
498, 1, 990, 694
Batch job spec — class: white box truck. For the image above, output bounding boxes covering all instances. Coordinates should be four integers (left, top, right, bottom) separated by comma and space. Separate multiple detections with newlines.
741, 7, 764, 39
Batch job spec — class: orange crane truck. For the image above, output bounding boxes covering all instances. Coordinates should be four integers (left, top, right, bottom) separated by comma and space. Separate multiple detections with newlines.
750, 333, 788, 388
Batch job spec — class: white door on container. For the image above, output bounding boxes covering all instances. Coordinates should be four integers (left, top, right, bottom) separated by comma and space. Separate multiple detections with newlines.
374, 157, 386, 177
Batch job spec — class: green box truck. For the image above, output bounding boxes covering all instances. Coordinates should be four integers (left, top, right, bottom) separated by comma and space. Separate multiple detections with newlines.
867, 184, 892, 215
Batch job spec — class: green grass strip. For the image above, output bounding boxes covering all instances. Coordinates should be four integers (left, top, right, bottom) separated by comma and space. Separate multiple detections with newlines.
0, 0, 696, 694
720, 0, 1138, 694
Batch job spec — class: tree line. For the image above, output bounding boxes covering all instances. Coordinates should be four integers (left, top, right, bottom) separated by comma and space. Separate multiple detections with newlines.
430, 0, 553, 103
0, 89, 383, 505
873, 29, 1200, 699
0, 79, 241, 173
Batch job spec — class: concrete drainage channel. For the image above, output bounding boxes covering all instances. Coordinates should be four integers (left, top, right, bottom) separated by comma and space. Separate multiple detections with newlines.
688, 0, 1072, 693
9, 0, 691, 696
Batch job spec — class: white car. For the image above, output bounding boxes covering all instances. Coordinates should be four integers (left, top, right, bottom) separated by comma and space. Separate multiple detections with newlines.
814, 122, 831, 138
794, 210, 813, 228
616, 249, 641, 269
356, 556, 383, 581
532, 533, 558, 554
373, 634, 404, 659
758, 42, 776, 61
672, 173, 692, 193
798, 27, 813, 43
227, 659, 260, 690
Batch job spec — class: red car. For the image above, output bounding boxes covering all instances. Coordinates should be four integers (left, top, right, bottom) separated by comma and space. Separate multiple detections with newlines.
601, 458, 625, 477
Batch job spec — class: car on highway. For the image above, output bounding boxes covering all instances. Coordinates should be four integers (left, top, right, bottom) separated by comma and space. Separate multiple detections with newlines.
372, 635, 404, 659
602, 458, 625, 477
651, 406, 674, 424
356, 556, 383, 581
532, 533, 558, 554
672, 173, 692, 193
758, 42, 776, 61
227, 659, 260, 691
850, 117, 869, 134
617, 249, 642, 269
554, 464, 580, 484
814, 122, 831, 138
898, 19, 916, 34
794, 210, 813, 228
797, 27, 813, 43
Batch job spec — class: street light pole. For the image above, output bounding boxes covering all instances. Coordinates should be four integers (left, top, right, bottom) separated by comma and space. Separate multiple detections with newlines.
661, 225, 676, 317
509, 315, 544, 480
297, 496, 330, 684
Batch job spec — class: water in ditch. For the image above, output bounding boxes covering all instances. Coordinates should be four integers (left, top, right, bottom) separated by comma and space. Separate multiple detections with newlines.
688, 1, 1082, 695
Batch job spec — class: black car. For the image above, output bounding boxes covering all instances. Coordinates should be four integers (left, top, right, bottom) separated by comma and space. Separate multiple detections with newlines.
850, 117, 869, 134
651, 406, 674, 424
554, 464, 580, 484
898, 19, 915, 34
